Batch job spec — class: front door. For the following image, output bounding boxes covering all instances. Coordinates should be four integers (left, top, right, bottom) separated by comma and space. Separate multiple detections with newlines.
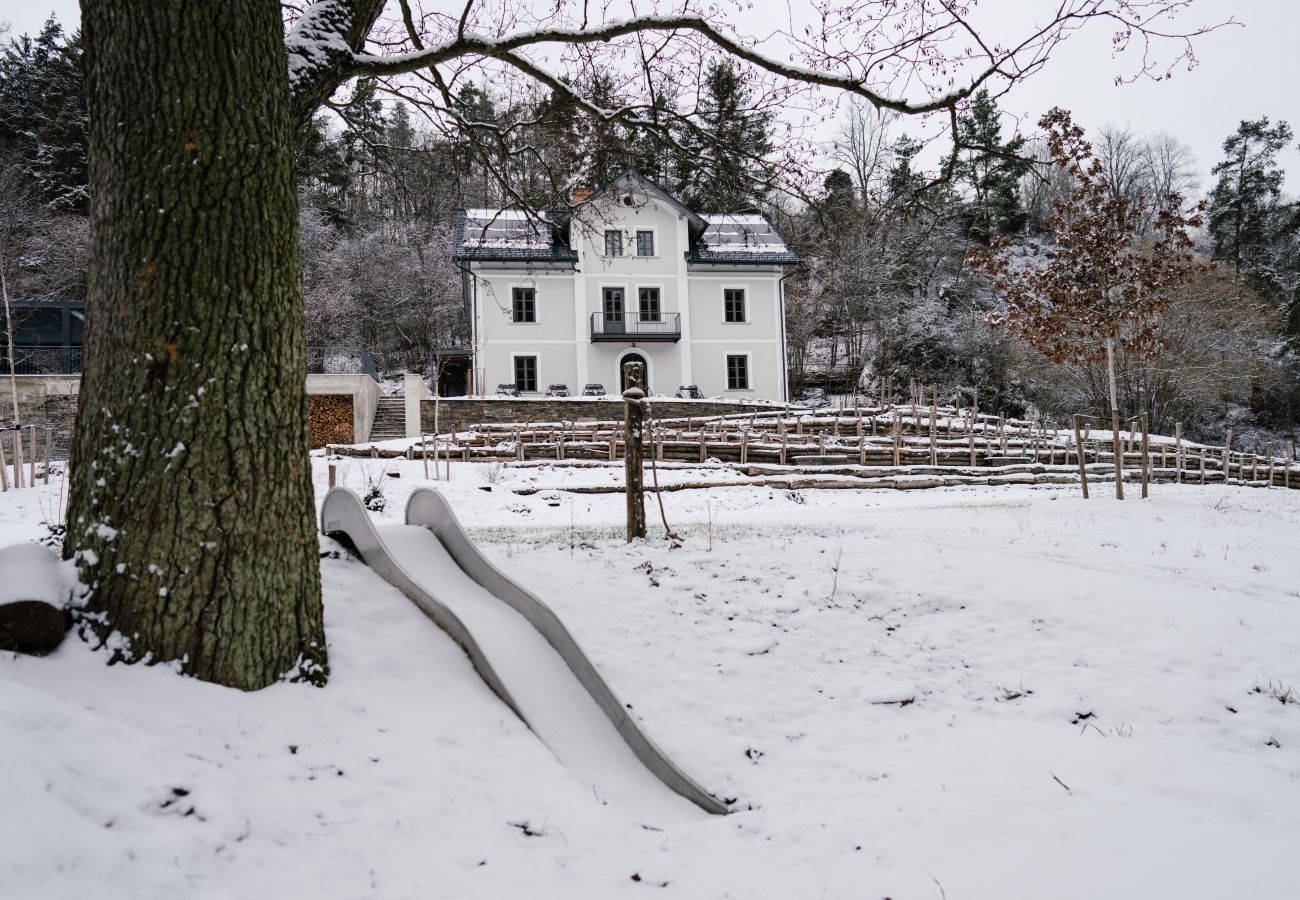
603, 287, 625, 334
620, 352, 648, 393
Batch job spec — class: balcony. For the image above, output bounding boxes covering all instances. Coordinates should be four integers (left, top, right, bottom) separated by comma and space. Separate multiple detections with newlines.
590, 312, 681, 342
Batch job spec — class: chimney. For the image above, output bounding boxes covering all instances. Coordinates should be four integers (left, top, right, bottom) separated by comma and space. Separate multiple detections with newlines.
571, 187, 594, 205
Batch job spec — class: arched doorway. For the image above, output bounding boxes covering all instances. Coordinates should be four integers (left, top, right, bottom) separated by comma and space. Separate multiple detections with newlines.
619, 351, 649, 393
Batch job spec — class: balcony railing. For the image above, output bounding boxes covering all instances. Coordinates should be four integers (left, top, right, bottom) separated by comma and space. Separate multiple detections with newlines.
1, 345, 82, 375
307, 346, 377, 377
590, 312, 681, 342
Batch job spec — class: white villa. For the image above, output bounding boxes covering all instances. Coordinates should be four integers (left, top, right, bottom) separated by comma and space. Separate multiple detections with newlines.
452, 169, 803, 401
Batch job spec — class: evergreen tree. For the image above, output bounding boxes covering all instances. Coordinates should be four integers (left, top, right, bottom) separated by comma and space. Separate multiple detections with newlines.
885, 134, 924, 201
676, 60, 775, 211
1207, 118, 1295, 283
0, 17, 89, 212
955, 89, 1030, 241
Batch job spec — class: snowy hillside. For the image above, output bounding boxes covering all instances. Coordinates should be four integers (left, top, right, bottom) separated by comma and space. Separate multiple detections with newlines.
2, 459, 1299, 899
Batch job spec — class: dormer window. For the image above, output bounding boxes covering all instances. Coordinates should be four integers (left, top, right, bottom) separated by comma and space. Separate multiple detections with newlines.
636, 230, 655, 257
604, 230, 623, 257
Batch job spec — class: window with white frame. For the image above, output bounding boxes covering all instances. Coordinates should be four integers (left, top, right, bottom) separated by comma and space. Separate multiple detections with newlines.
604, 230, 623, 257
726, 354, 750, 390
635, 230, 655, 256
638, 287, 661, 322
511, 287, 536, 323
514, 356, 538, 392
724, 288, 747, 322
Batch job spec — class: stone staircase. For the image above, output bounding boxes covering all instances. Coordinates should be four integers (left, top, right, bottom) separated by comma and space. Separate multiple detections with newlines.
369, 397, 406, 441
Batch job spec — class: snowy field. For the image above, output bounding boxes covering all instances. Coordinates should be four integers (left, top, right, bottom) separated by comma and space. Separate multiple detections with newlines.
3, 456, 1300, 899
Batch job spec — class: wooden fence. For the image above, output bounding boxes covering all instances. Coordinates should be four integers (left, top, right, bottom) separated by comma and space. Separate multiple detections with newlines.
326, 401, 1299, 494
0, 425, 54, 492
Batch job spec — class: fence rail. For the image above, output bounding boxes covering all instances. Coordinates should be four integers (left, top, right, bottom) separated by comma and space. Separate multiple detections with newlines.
1, 345, 82, 375
324, 399, 1299, 494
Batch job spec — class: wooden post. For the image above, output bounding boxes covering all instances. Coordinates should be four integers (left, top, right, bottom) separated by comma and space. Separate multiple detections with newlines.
968, 428, 976, 466
1111, 409, 1124, 500
780, 432, 788, 465
0, 433, 8, 492
892, 418, 901, 467
43, 427, 51, 485
28, 427, 36, 486
1072, 414, 1089, 499
929, 386, 938, 466
328, 463, 337, 488
858, 435, 866, 466
1223, 429, 1233, 480
1265, 445, 1273, 487
1140, 415, 1150, 499
1199, 447, 1206, 483
12, 429, 22, 489
1175, 423, 1183, 484
623, 361, 647, 542
740, 430, 748, 465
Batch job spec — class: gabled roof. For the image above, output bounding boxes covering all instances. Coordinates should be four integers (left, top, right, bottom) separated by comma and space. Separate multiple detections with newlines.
451, 169, 802, 267
452, 209, 576, 263
558, 168, 708, 237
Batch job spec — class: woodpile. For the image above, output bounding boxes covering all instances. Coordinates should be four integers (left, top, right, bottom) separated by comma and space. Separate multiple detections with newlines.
308, 395, 353, 448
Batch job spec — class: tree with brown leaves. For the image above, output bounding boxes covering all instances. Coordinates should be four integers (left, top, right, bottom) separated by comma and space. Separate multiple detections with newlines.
969, 108, 1205, 498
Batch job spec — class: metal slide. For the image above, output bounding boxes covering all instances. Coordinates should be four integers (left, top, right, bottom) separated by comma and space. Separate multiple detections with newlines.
320, 487, 728, 825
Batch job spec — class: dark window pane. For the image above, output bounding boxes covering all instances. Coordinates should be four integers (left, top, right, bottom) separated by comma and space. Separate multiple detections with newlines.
512, 287, 536, 323
604, 230, 623, 256
724, 288, 746, 323
514, 356, 538, 392
726, 354, 749, 390
638, 287, 661, 321
636, 230, 655, 256
12, 308, 62, 345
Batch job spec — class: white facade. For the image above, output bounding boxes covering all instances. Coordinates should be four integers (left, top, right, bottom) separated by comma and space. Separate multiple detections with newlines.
455, 171, 800, 401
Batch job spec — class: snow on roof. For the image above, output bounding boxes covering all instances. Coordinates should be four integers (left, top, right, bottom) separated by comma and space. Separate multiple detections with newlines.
460, 209, 552, 249
697, 215, 790, 253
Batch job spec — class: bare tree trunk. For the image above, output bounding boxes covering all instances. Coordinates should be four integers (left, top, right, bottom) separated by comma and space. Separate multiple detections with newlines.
1106, 336, 1124, 500
67, 0, 326, 690
1, 269, 19, 426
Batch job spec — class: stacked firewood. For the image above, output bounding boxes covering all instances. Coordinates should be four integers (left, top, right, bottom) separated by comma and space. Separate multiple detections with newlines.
308, 395, 353, 448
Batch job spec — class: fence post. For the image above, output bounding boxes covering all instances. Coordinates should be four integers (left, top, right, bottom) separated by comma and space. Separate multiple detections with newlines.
43, 427, 51, 485
1223, 429, 1233, 480
1140, 415, 1150, 499
0, 432, 8, 492
1073, 415, 1089, 499
1175, 423, 1183, 484
1111, 409, 1124, 500
11, 429, 22, 489
622, 361, 647, 542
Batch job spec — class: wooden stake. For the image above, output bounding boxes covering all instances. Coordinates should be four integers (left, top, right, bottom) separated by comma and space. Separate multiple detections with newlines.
328, 462, 337, 488
43, 427, 51, 485
1223, 429, 1233, 480
1175, 422, 1183, 484
12, 430, 22, 489
1073, 414, 1089, 499
1140, 414, 1150, 499
0, 433, 8, 492
1111, 409, 1124, 500
28, 426, 36, 486
893, 418, 901, 467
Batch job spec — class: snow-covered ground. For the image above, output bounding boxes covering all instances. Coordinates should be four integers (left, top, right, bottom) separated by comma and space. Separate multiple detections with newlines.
3, 457, 1299, 899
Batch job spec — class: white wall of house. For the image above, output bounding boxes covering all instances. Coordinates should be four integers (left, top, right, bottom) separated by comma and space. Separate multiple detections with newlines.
466, 186, 789, 400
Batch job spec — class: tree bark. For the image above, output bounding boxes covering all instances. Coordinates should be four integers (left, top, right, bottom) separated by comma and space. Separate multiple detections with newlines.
68, 0, 326, 689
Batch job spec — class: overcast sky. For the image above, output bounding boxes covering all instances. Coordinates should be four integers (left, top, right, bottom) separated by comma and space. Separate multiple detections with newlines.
5, 0, 1296, 195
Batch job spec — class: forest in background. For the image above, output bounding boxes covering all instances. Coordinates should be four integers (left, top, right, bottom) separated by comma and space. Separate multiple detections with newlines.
2, 16, 1297, 448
